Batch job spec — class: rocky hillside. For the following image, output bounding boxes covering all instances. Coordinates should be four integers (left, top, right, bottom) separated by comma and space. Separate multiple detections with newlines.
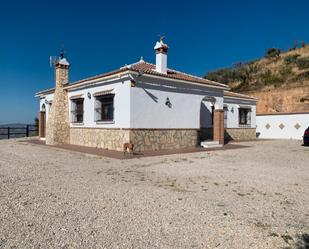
205, 45, 309, 113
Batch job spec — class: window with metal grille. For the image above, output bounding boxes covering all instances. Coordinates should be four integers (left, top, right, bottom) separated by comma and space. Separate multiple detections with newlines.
71, 98, 84, 123
238, 108, 251, 127
224, 106, 228, 128
94, 94, 114, 122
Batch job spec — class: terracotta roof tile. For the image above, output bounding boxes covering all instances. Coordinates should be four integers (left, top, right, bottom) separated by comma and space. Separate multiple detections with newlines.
129, 62, 228, 89
36, 61, 229, 96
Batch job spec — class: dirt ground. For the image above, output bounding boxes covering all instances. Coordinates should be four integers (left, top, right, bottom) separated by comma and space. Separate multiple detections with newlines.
0, 139, 308, 249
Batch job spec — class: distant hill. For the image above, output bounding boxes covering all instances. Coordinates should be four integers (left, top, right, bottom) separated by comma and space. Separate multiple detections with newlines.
0, 123, 29, 128
205, 44, 309, 113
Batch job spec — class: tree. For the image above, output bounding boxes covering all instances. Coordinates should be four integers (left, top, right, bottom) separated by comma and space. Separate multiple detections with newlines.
265, 48, 281, 59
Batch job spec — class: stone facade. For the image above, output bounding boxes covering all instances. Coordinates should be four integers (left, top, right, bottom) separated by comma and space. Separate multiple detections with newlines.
200, 128, 256, 142
130, 129, 198, 151
224, 128, 256, 141
70, 128, 130, 151
69, 128, 198, 152
46, 61, 70, 145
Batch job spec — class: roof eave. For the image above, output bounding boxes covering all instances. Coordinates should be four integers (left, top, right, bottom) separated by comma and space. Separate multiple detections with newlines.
224, 95, 258, 102
136, 71, 230, 90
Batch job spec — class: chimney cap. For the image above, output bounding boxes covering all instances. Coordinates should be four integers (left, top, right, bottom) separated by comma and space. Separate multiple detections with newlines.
57, 46, 70, 66
154, 37, 169, 52
58, 58, 70, 66
139, 56, 145, 62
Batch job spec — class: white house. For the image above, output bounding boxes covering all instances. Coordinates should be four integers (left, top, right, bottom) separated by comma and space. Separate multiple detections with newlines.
36, 39, 257, 151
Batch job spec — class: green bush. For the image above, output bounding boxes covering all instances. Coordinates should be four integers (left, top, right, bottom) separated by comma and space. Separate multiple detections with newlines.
295, 57, 309, 69
294, 71, 309, 81
260, 70, 283, 86
265, 48, 281, 59
205, 68, 235, 84
279, 66, 293, 81
284, 54, 300, 65
205, 61, 261, 86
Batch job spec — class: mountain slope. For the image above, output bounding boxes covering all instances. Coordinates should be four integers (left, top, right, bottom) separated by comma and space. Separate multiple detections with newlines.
205, 45, 309, 113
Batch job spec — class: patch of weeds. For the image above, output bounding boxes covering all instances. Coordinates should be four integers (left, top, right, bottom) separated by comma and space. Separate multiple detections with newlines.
280, 199, 294, 205
294, 233, 309, 249
296, 57, 309, 69
269, 232, 279, 237
284, 54, 300, 65
106, 169, 119, 176
282, 234, 293, 244
254, 221, 271, 230
260, 69, 283, 86
217, 203, 225, 207
0, 239, 7, 248
295, 71, 309, 82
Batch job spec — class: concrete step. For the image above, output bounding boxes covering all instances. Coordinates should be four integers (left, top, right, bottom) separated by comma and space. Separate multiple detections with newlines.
200, 140, 223, 148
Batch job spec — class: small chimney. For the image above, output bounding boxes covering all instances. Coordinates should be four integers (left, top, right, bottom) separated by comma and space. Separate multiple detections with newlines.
55, 51, 70, 87
154, 37, 168, 74
46, 49, 70, 146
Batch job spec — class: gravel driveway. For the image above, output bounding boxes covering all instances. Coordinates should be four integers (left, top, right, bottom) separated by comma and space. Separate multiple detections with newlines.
0, 139, 308, 249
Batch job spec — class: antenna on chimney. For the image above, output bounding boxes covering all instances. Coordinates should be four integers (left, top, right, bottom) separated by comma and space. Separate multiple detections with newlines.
49, 56, 59, 68
49, 44, 66, 67
60, 44, 66, 59
158, 35, 165, 42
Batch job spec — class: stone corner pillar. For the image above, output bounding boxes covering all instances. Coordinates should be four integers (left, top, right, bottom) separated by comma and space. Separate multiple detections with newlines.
46, 58, 70, 145
213, 109, 224, 144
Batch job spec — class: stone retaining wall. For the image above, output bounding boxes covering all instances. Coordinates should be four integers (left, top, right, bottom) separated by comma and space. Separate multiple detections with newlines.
70, 128, 130, 151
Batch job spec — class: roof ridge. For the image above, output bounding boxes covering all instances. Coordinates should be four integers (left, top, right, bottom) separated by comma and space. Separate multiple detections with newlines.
166, 67, 227, 86
121, 60, 154, 69
132, 61, 227, 87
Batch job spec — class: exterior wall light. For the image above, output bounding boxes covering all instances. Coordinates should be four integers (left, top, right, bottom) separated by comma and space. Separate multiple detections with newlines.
87, 92, 91, 99
131, 80, 136, 87
231, 107, 234, 113
165, 97, 172, 108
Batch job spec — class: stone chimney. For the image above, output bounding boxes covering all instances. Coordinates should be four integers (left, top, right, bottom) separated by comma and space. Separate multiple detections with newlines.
45, 52, 70, 145
154, 37, 169, 74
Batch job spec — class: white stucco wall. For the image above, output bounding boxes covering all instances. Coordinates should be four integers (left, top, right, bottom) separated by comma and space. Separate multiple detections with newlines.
39, 93, 53, 121
256, 113, 309, 139
38, 74, 258, 131
67, 78, 131, 128
130, 76, 224, 129
223, 97, 257, 128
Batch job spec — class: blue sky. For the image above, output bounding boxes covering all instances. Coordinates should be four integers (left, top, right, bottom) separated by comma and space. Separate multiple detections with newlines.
1, 0, 309, 124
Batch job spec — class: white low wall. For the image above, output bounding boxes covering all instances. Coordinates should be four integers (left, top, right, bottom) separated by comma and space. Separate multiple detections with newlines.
256, 112, 309, 140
